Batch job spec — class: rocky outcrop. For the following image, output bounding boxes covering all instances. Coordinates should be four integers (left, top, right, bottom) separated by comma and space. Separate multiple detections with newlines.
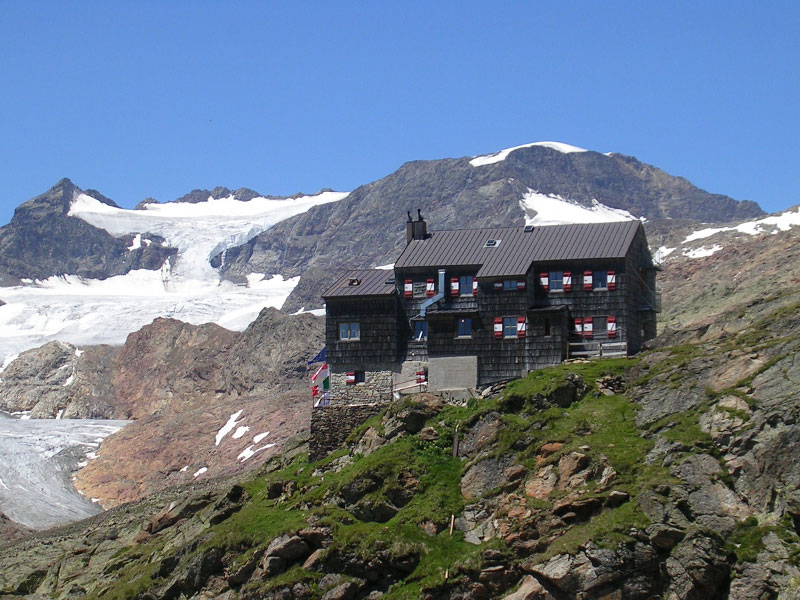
0, 178, 175, 284
213, 146, 762, 311
3, 296, 800, 599
0, 512, 31, 545
0, 308, 324, 508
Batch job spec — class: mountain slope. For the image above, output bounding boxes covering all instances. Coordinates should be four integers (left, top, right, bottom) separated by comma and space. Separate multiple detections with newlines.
3, 284, 799, 598
213, 144, 763, 311
0, 178, 176, 285
0, 307, 324, 509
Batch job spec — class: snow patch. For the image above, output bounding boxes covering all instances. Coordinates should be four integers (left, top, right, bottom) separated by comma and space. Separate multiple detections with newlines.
232, 426, 250, 439
216, 410, 244, 446
652, 246, 676, 264
86, 451, 98, 460
683, 244, 724, 258
292, 307, 326, 317
63, 374, 75, 387
180, 465, 189, 473
253, 431, 270, 443
128, 233, 142, 251
683, 207, 800, 243
56, 410, 64, 420
375, 263, 395, 270
470, 141, 588, 166
237, 442, 276, 462
193, 467, 207, 478
520, 190, 638, 226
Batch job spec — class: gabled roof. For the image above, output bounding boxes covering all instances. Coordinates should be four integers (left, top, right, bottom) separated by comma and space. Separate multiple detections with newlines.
322, 269, 397, 299
394, 221, 643, 278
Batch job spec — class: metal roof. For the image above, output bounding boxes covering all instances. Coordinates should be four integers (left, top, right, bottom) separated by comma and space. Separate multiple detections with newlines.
394, 221, 642, 278
322, 269, 397, 298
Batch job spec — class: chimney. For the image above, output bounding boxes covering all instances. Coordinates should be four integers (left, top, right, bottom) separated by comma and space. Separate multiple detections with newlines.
406, 208, 427, 244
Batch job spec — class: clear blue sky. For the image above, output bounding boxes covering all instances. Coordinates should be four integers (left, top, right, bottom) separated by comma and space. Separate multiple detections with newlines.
1, 1, 798, 225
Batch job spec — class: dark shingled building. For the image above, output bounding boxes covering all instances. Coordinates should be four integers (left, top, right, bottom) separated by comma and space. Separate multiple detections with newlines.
321, 214, 659, 404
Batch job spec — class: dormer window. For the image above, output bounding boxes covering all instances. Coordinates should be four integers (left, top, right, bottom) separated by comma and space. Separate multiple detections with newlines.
348, 278, 361, 286
484, 239, 501, 248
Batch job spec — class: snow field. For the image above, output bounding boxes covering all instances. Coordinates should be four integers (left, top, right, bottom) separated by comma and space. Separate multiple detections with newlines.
519, 190, 638, 226
470, 141, 588, 166
0, 190, 347, 369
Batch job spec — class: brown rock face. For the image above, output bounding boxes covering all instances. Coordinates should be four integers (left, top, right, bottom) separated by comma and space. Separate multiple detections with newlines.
0, 307, 324, 508
111, 318, 238, 419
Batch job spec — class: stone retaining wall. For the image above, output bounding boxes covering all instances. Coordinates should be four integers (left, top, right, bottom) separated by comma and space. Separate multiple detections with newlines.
309, 404, 384, 461
330, 364, 394, 405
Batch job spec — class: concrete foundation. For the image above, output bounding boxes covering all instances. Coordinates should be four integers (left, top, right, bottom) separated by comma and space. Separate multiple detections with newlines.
428, 355, 478, 391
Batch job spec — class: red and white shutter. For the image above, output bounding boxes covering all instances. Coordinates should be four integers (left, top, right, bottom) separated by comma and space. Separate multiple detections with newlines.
539, 273, 549, 291
426, 278, 435, 297
583, 271, 593, 291
493, 281, 503, 291
584, 317, 593, 339
607, 316, 617, 338
516, 316, 527, 338
493, 317, 503, 339
517, 280, 526, 290
415, 370, 427, 384
450, 277, 459, 296
574, 318, 583, 336
608, 271, 616, 291
346, 372, 356, 385
472, 279, 479, 296
404, 279, 413, 298
563, 272, 572, 292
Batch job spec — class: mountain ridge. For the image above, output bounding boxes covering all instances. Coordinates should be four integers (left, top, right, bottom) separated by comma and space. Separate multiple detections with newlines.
212, 144, 764, 311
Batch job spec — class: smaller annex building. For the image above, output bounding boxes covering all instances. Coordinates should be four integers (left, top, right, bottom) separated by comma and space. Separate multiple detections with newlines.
321, 214, 659, 404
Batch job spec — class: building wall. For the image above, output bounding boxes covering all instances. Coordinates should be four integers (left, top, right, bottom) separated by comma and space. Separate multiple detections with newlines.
621, 228, 659, 353
525, 309, 570, 370
325, 297, 405, 365
531, 257, 632, 352
329, 363, 396, 405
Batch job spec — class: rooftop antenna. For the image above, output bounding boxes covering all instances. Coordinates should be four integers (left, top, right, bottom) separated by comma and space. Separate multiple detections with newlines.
417, 208, 423, 221
407, 210, 413, 223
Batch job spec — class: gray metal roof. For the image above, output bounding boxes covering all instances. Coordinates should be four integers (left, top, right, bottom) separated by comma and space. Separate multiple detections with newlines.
394, 221, 642, 277
322, 269, 397, 298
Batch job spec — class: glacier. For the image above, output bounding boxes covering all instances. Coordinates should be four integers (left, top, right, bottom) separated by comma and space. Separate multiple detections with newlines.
0, 190, 347, 369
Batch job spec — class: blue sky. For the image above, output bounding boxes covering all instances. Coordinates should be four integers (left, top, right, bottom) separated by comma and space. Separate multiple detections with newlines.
0, 1, 797, 225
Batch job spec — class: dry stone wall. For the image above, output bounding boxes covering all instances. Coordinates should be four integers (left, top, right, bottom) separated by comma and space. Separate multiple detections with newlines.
309, 404, 383, 461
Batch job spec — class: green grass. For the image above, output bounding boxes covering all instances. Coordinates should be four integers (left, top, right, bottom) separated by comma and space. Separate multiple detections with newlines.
77, 357, 690, 599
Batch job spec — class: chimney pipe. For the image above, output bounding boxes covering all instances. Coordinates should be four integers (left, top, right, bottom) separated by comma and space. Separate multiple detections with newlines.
406, 209, 427, 243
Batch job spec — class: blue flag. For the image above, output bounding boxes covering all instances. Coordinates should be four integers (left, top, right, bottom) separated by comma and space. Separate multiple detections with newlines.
307, 347, 326, 366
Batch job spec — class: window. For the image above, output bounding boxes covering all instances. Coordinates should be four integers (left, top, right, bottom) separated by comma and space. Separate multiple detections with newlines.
503, 279, 518, 291
339, 322, 360, 340
549, 271, 564, 291
459, 275, 474, 296
347, 370, 366, 385
457, 317, 472, 337
544, 318, 551, 337
593, 271, 608, 290
413, 320, 428, 341
413, 281, 427, 298
503, 317, 517, 338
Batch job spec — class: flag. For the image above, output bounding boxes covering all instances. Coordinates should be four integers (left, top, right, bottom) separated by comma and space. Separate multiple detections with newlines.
313, 391, 330, 408
311, 363, 329, 382
307, 347, 326, 366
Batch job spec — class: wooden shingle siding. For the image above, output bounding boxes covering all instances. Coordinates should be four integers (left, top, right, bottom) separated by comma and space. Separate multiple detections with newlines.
326, 297, 404, 365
